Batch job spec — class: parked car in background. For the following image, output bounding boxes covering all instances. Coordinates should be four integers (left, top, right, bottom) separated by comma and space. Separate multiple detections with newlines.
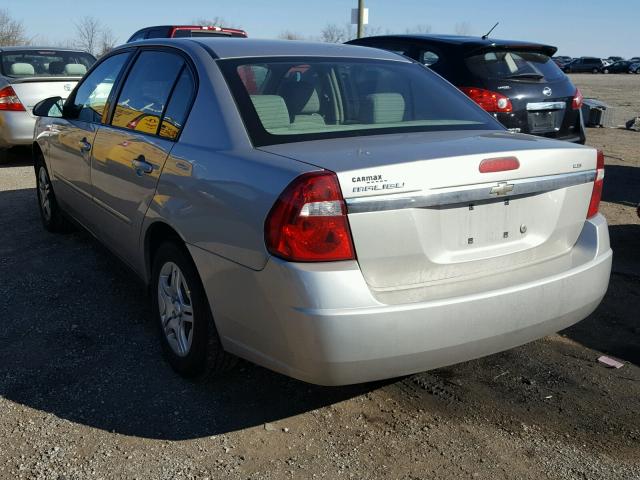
347, 34, 585, 143
31, 38, 611, 386
552, 56, 573, 68
628, 57, 640, 63
563, 57, 605, 73
607, 56, 624, 63
601, 60, 634, 73
127, 25, 247, 42
0, 47, 96, 161
630, 63, 640, 74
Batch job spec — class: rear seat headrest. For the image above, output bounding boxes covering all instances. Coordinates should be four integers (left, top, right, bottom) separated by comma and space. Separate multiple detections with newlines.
64, 63, 87, 76
10, 63, 35, 76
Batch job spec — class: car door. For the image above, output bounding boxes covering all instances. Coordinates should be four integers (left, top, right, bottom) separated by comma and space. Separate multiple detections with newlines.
46, 52, 131, 224
89, 49, 195, 268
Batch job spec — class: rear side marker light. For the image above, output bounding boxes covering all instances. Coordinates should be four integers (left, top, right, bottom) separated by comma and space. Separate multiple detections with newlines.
0, 85, 26, 111
479, 156, 520, 173
587, 150, 605, 218
460, 87, 513, 113
265, 171, 355, 262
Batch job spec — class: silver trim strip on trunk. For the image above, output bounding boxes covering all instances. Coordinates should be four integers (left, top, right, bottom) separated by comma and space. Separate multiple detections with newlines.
346, 170, 596, 214
526, 101, 566, 111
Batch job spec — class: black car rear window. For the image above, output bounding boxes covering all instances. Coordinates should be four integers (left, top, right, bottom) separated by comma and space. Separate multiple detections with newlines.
465, 50, 565, 82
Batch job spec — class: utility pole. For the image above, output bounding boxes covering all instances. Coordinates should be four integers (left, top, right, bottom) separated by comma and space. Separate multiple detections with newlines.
357, 0, 365, 38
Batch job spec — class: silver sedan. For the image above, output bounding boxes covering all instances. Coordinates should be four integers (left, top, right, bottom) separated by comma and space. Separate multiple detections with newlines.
0, 47, 95, 160
31, 38, 612, 385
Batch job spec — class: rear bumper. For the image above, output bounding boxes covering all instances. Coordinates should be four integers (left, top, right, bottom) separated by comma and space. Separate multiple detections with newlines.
0, 111, 35, 148
190, 214, 611, 386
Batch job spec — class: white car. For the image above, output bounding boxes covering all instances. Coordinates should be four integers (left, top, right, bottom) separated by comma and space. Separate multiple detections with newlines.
0, 47, 95, 161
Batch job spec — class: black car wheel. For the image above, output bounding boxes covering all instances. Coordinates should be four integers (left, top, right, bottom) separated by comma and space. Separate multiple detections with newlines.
603, 68, 609, 74
592, 68, 599, 73
35, 161, 69, 233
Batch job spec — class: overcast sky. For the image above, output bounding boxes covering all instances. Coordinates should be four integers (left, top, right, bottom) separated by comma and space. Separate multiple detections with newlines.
6, 0, 638, 58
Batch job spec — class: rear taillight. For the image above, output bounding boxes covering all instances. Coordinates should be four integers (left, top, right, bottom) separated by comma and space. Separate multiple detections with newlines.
265, 171, 355, 262
460, 87, 512, 113
572, 88, 584, 110
0, 85, 26, 111
587, 150, 605, 218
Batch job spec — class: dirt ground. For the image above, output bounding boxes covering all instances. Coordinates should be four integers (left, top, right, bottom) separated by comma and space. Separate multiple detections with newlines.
0, 74, 638, 480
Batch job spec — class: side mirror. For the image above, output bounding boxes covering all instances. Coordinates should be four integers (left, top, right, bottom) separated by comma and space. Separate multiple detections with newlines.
32, 96, 64, 118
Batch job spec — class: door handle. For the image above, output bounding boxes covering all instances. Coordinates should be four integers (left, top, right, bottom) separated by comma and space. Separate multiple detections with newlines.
131, 156, 154, 175
79, 137, 91, 152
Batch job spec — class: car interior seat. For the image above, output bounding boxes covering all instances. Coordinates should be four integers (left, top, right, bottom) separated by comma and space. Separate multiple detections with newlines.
9, 63, 35, 76
360, 93, 406, 124
63, 63, 87, 76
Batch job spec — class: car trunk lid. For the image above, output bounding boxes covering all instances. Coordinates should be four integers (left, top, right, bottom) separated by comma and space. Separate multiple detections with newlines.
9, 77, 79, 113
260, 131, 598, 292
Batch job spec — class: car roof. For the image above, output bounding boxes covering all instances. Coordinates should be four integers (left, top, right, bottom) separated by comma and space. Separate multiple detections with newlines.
124, 38, 413, 62
350, 34, 557, 56
0, 46, 92, 53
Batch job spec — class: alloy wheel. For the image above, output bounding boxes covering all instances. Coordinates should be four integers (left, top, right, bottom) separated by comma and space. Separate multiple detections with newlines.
157, 261, 194, 357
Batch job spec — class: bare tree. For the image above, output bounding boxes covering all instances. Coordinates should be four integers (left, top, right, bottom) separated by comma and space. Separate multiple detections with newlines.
405, 24, 432, 34
98, 27, 117, 57
321, 24, 347, 43
454, 22, 472, 35
278, 31, 305, 41
74, 16, 119, 57
74, 16, 101, 55
0, 9, 29, 46
191, 17, 234, 27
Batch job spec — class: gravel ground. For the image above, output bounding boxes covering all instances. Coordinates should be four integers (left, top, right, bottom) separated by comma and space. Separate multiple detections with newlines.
0, 75, 638, 480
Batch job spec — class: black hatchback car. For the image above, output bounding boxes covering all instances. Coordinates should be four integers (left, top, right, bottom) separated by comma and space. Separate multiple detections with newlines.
347, 35, 585, 143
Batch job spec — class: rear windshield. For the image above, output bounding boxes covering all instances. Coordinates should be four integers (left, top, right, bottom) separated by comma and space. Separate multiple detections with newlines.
465, 50, 565, 82
1, 50, 96, 78
219, 57, 502, 146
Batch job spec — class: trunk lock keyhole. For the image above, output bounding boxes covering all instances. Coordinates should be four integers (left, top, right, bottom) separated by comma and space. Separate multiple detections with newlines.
520, 224, 527, 234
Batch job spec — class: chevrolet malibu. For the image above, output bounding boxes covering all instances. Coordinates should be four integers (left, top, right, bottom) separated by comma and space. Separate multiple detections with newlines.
31, 39, 612, 386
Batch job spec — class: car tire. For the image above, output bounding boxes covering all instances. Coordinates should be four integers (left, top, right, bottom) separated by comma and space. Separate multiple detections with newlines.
592, 68, 599, 73
151, 241, 236, 378
35, 161, 69, 233
603, 69, 609, 74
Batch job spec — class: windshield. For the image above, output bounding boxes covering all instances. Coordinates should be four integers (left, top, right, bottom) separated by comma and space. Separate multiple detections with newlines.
1, 50, 96, 78
465, 50, 565, 82
219, 57, 501, 146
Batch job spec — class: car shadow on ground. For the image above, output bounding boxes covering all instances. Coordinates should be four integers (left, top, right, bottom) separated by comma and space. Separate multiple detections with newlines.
0, 187, 380, 440
602, 164, 639, 208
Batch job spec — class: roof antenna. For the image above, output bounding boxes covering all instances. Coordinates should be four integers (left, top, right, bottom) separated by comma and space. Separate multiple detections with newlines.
482, 22, 499, 40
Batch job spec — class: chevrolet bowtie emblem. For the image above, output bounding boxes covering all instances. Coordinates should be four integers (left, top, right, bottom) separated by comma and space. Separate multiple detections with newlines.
490, 182, 514, 196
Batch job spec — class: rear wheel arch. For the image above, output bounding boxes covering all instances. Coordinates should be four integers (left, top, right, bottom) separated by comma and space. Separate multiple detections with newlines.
144, 221, 189, 283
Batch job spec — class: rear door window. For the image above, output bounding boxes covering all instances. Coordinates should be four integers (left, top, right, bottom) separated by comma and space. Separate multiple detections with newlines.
465, 50, 565, 81
111, 51, 185, 136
